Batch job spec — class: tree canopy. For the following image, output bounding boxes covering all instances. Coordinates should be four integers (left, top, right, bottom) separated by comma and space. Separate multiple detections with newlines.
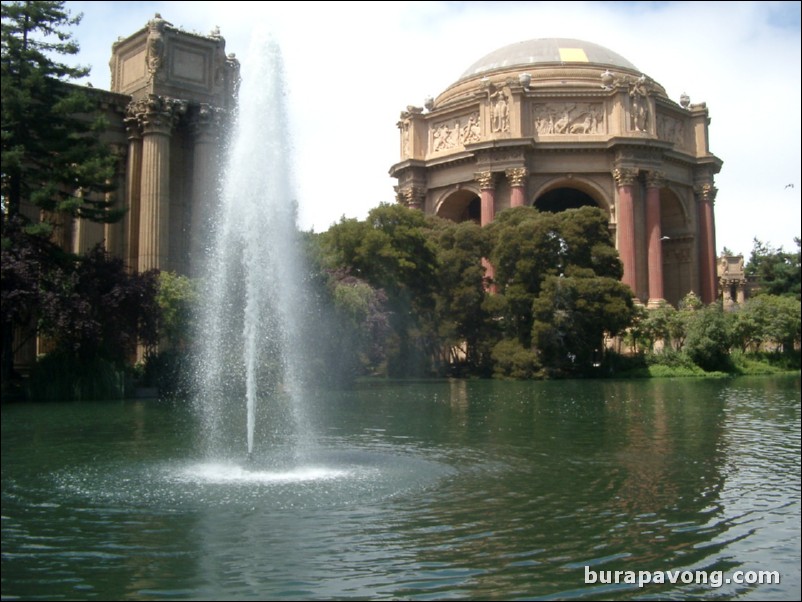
1, 0, 118, 227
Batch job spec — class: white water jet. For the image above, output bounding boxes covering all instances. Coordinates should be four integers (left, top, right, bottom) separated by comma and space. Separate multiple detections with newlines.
195, 32, 308, 459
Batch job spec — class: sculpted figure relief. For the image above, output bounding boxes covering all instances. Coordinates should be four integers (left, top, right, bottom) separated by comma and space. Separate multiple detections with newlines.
534, 103, 603, 135
432, 112, 481, 152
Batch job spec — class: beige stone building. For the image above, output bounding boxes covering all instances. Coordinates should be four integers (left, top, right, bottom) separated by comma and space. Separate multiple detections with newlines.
22, 14, 239, 278
14, 15, 238, 369
390, 38, 723, 307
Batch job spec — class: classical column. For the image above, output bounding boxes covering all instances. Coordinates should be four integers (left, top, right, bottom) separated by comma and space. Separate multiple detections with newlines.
136, 95, 185, 272
475, 171, 497, 286
646, 170, 665, 307
506, 167, 528, 208
104, 144, 127, 259
123, 112, 143, 272
695, 182, 718, 304
613, 167, 639, 295
190, 104, 223, 275
475, 171, 497, 226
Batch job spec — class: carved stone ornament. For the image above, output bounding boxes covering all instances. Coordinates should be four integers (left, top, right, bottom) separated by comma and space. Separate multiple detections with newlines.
629, 75, 650, 132
399, 186, 425, 210
646, 170, 666, 189
505, 167, 528, 187
126, 94, 187, 135
432, 112, 481, 152
533, 103, 604, 135
474, 171, 497, 190
613, 167, 639, 187
656, 113, 686, 147
694, 183, 718, 203
146, 14, 169, 83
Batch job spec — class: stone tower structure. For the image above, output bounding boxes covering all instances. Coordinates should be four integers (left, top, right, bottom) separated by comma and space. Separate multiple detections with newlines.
108, 14, 239, 276
390, 39, 723, 307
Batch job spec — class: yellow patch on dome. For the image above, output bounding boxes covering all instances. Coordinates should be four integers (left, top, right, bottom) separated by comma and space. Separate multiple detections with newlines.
558, 48, 589, 62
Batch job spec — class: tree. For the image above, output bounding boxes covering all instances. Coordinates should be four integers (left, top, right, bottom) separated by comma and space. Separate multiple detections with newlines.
321, 204, 439, 376
532, 268, 634, 374
745, 238, 801, 300
1, 1, 120, 388
1, 1, 118, 224
426, 218, 494, 374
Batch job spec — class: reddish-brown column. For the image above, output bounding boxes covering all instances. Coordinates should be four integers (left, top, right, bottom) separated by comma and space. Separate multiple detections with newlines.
506, 167, 528, 208
696, 183, 718, 304
613, 168, 639, 295
646, 171, 665, 307
475, 171, 497, 286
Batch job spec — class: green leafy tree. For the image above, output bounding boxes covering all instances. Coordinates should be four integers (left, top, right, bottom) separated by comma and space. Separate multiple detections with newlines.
321, 204, 438, 376
745, 238, 801, 300
684, 303, 732, 372
532, 268, 634, 375
488, 205, 624, 350
426, 218, 493, 374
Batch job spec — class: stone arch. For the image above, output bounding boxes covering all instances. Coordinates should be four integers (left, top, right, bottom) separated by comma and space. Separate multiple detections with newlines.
435, 187, 481, 223
660, 187, 694, 307
531, 177, 611, 216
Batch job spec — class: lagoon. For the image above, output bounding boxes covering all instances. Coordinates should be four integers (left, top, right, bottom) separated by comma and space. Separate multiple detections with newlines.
2, 376, 800, 600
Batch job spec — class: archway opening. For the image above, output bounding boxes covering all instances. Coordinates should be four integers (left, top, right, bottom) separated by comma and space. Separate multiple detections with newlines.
534, 187, 598, 213
436, 190, 481, 223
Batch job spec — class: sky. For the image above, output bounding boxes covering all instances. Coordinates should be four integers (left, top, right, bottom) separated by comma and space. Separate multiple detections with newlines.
64, 0, 801, 257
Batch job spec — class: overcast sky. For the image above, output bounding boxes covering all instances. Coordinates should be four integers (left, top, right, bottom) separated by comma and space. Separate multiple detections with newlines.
65, 0, 801, 257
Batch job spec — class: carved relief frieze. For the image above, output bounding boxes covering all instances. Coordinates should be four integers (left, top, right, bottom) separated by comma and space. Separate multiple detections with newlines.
533, 102, 604, 135
432, 111, 481, 152
656, 113, 686, 148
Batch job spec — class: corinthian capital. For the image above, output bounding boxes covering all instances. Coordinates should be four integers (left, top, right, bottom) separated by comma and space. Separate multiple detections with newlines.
694, 183, 718, 203
474, 171, 497, 190
646, 170, 666, 189
127, 95, 188, 136
505, 167, 528, 188
613, 167, 639, 187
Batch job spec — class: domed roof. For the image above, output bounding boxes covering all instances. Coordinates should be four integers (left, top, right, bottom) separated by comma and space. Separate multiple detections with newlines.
459, 38, 638, 81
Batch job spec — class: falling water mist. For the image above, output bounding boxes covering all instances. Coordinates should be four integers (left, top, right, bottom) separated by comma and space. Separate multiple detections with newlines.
194, 33, 308, 461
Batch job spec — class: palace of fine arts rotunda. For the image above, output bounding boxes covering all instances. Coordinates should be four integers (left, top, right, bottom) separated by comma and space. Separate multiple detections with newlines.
390, 38, 723, 307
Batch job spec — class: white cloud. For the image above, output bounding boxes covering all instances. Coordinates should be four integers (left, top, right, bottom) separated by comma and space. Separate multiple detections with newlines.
66, 0, 801, 255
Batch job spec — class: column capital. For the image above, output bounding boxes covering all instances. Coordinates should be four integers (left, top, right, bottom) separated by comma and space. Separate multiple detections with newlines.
645, 170, 666, 189
505, 167, 528, 187
398, 186, 425, 210
613, 167, 639, 187
694, 182, 718, 204
191, 103, 225, 142
474, 170, 497, 190
127, 94, 188, 136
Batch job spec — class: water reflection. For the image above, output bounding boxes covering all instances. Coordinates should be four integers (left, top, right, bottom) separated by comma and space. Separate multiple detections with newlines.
1, 376, 799, 600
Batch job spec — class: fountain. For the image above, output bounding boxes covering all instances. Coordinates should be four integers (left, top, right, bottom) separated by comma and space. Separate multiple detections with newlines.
194, 32, 309, 463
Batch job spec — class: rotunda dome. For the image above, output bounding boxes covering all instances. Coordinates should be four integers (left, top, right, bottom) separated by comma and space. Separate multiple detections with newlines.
459, 38, 638, 81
